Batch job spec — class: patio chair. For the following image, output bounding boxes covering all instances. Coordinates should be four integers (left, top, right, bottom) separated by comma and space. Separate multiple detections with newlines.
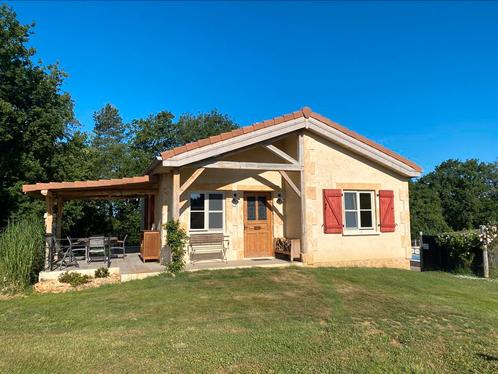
67, 236, 87, 260
87, 236, 110, 267
109, 234, 127, 258
58, 237, 79, 270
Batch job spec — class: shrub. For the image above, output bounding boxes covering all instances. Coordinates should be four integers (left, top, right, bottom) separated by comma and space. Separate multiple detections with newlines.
0, 216, 45, 293
436, 231, 481, 274
164, 220, 188, 273
94, 267, 109, 278
58, 271, 91, 287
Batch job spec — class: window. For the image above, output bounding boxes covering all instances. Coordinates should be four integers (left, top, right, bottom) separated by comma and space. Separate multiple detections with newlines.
189, 192, 224, 231
343, 191, 375, 231
246, 195, 267, 221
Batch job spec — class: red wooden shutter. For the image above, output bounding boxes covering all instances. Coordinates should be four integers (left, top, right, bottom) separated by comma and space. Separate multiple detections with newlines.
379, 190, 395, 232
323, 189, 343, 234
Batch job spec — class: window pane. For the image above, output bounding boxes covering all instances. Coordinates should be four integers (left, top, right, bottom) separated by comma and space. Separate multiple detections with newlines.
345, 211, 358, 229
209, 193, 223, 211
190, 212, 204, 229
190, 193, 205, 211
344, 192, 357, 210
359, 193, 372, 209
209, 212, 223, 229
360, 211, 373, 228
247, 197, 256, 220
257, 196, 267, 220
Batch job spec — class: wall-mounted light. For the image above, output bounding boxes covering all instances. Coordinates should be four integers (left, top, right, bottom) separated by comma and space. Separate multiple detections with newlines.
232, 192, 239, 206
277, 192, 284, 204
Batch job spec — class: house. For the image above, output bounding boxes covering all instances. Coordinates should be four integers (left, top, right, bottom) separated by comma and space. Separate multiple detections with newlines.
23, 107, 422, 270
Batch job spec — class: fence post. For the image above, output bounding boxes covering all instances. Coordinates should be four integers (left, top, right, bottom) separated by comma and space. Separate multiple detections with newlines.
419, 231, 424, 272
480, 226, 489, 278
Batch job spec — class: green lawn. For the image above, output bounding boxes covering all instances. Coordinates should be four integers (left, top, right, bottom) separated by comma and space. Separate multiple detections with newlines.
0, 267, 497, 373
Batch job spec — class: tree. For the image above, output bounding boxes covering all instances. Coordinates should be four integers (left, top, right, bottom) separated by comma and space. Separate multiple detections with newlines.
130, 110, 238, 173
0, 4, 76, 226
420, 159, 498, 231
91, 104, 131, 178
409, 181, 449, 235
176, 110, 238, 145
129, 110, 177, 172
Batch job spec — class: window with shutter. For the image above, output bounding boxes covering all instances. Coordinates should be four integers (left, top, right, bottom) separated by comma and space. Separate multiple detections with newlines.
379, 190, 395, 232
323, 189, 343, 234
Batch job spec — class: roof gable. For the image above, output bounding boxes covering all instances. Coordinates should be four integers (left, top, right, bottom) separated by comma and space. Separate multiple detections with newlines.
158, 107, 422, 177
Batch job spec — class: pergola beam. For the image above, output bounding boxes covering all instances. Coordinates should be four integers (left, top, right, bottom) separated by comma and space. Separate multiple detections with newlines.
54, 189, 158, 200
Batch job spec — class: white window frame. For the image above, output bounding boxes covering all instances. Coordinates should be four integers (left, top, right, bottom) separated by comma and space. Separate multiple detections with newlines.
189, 191, 225, 233
343, 190, 376, 232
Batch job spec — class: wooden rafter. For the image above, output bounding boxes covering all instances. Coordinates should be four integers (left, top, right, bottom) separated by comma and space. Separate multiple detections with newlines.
180, 168, 205, 194
279, 171, 301, 198
263, 144, 298, 165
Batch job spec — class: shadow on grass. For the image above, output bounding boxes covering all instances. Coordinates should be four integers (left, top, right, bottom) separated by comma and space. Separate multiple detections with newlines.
476, 353, 498, 362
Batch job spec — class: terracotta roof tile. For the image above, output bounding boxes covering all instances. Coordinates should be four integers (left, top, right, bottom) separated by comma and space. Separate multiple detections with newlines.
231, 128, 244, 137
262, 119, 275, 128
242, 126, 255, 134
209, 134, 222, 143
220, 131, 234, 140
302, 107, 312, 118
283, 113, 294, 121
252, 122, 265, 131
198, 138, 210, 147
273, 116, 286, 125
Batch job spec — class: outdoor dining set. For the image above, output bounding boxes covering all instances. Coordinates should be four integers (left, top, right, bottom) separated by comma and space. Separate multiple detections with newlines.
48, 235, 128, 270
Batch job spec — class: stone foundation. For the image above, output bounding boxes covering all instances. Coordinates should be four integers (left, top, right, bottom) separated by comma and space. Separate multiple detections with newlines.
304, 257, 411, 270
34, 273, 120, 294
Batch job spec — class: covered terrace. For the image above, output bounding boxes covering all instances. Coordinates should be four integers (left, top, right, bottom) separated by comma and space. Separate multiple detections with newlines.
22, 176, 159, 274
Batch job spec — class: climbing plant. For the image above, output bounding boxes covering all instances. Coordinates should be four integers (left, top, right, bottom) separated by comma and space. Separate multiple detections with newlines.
164, 220, 188, 273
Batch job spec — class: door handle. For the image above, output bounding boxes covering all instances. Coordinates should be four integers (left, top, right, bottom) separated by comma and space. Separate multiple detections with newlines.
253, 226, 261, 230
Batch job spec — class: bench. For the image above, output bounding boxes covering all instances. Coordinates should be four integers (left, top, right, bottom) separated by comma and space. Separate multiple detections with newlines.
188, 233, 228, 264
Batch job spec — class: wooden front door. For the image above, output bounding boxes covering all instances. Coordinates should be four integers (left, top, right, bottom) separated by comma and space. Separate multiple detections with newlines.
244, 192, 273, 258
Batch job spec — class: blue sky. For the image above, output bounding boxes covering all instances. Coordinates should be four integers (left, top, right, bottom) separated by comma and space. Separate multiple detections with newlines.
9, 1, 498, 173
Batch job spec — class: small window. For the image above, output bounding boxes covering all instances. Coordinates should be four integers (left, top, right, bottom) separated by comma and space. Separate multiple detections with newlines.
343, 191, 375, 231
189, 192, 224, 231
247, 196, 256, 221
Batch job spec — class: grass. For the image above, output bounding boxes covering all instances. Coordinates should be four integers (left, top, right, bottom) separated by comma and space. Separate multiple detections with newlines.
0, 216, 44, 293
0, 267, 497, 373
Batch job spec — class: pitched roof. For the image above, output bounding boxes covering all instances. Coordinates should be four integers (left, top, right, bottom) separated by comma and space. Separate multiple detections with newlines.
160, 107, 422, 173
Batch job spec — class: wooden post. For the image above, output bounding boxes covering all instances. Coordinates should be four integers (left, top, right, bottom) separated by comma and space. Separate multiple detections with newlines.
43, 191, 54, 270
481, 226, 490, 278
172, 169, 180, 220
298, 132, 307, 255
419, 231, 424, 272
56, 196, 64, 240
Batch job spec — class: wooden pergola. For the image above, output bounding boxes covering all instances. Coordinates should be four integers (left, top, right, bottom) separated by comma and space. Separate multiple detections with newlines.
22, 176, 158, 267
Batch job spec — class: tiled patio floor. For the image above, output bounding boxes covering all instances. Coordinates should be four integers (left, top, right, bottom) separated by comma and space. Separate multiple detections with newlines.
39, 251, 299, 282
